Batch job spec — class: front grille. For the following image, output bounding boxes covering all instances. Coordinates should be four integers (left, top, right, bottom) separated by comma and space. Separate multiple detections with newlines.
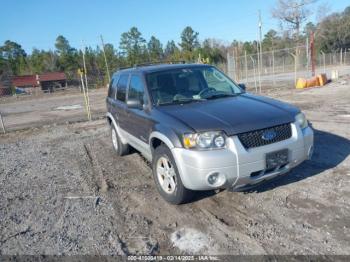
237, 123, 292, 149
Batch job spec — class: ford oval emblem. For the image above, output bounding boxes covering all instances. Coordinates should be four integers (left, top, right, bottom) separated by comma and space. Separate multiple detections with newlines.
262, 130, 277, 141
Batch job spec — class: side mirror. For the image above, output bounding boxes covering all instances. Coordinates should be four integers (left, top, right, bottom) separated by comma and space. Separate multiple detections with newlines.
127, 98, 143, 110
238, 83, 246, 91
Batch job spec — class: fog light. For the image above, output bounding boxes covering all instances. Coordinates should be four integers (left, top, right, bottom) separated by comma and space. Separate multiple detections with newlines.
208, 172, 219, 185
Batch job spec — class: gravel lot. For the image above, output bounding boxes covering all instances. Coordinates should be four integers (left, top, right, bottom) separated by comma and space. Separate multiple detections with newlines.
0, 88, 107, 132
0, 79, 350, 255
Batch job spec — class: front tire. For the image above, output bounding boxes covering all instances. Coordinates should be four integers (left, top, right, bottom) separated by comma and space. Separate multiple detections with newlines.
111, 125, 129, 156
152, 144, 193, 204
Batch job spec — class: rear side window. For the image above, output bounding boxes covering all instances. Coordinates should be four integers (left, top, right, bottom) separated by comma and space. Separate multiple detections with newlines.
128, 75, 147, 104
116, 74, 129, 102
108, 75, 119, 99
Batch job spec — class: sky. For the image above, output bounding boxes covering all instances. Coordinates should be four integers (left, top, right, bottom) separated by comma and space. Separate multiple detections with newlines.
0, 0, 349, 53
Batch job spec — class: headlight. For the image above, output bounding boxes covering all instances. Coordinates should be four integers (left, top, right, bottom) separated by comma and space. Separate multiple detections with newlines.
295, 112, 308, 129
183, 131, 226, 150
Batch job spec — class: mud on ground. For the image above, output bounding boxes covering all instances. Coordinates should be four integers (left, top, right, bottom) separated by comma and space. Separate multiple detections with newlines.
0, 79, 350, 255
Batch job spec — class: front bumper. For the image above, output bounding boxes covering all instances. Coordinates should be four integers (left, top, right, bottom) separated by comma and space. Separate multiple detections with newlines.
171, 122, 314, 191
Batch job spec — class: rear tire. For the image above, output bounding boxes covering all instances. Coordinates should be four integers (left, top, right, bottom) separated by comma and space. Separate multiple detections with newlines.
111, 124, 129, 156
152, 144, 193, 204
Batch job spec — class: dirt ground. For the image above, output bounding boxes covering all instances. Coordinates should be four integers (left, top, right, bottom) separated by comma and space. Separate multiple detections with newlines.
0, 88, 107, 132
0, 78, 350, 255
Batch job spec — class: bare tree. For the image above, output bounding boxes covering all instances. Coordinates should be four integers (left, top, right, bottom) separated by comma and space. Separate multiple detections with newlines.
272, 0, 317, 70
272, 0, 317, 43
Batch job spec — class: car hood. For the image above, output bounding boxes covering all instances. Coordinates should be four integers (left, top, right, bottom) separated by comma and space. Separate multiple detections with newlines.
157, 93, 300, 135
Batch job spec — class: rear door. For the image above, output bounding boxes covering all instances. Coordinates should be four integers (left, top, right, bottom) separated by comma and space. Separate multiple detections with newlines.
113, 73, 130, 131
106, 74, 119, 117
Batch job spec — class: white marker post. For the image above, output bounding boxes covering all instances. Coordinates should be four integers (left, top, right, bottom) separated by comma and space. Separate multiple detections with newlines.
0, 113, 5, 134
79, 69, 91, 121
81, 43, 92, 121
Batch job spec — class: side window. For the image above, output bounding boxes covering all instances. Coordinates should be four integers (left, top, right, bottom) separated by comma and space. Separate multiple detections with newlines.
108, 75, 119, 99
128, 75, 147, 104
116, 74, 129, 102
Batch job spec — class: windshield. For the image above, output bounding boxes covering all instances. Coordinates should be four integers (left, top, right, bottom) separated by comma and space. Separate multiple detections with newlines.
145, 66, 243, 105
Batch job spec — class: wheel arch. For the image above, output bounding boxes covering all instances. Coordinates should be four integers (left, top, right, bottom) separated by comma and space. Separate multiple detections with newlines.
106, 112, 116, 127
106, 112, 128, 144
149, 132, 175, 152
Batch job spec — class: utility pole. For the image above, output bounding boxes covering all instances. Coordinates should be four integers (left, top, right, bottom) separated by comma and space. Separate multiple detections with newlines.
258, 10, 263, 93
272, 49, 275, 86
256, 39, 261, 93
310, 31, 315, 77
306, 36, 309, 76
250, 56, 258, 93
244, 50, 248, 84
235, 45, 240, 81
321, 51, 326, 73
340, 48, 343, 66
100, 35, 111, 84
232, 49, 237, 81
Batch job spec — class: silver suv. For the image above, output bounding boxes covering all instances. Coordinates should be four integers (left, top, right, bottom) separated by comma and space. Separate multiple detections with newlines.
106, 63, 314, 204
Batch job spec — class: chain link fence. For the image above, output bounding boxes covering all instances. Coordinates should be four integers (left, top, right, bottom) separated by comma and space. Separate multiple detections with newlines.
1, 42, 350, 132
226, 46, 350, 92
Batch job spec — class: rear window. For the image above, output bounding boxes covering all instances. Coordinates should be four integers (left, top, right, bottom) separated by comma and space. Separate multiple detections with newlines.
108, 75, 119, 99
116, 74, 129, 102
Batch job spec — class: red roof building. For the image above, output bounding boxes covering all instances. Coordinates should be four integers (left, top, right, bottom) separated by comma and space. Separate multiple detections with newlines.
12, 75, 39, 87
39, 72, 66, 82
11, 72, 66, 89
10, 72, 67, 94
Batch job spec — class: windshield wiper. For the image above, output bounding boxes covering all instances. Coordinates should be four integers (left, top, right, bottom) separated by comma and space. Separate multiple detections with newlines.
204, 93, 240, 100
157, 97, 206, 106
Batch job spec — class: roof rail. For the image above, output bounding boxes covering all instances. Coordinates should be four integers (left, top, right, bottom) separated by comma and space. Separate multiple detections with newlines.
134, 60, 186, 67
118, 60, 186, 70
117, 60, 186, 70
117, 65, 134, 70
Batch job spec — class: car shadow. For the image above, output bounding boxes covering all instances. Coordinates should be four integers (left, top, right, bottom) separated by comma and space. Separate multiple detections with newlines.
241, 129, 350, 193
190, 129, 350, 202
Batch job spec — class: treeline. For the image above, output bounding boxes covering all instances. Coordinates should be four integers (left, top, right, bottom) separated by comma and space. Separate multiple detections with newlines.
0, 5, 349, 84
0, 26, 227, 84
232, 5, 350, 57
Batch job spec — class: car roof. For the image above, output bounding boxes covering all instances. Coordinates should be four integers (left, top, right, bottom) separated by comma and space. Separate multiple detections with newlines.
114, 63, 212, 75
